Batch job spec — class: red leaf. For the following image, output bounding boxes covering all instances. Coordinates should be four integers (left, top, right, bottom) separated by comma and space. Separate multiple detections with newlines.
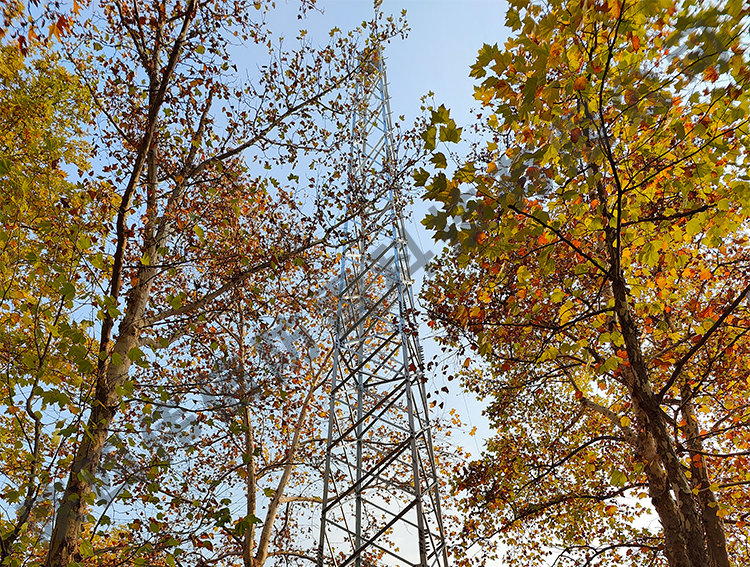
17, 34, 27, 56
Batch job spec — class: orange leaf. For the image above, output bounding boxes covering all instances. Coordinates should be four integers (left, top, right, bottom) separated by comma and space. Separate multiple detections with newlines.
699, 269, 712, 280
704, 66, 719, 83
631, 34, 640, 52
48, 22, 61, 41
573, 76, 588, 91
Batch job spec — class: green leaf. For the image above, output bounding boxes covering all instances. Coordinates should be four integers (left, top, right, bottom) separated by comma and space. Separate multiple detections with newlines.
127, 347, 149, 368
439, 120, 462, 143
413, 168, 430, 187
430, 104, 451, 125
420, 126, 437, 152
516, 265, 531, 284
638, 242, 660, 267
80, 541, 94, 558
505, 7, 522, 30
430, 152, 448, 169
685, 216, 703, 237
610, 468, 627, 487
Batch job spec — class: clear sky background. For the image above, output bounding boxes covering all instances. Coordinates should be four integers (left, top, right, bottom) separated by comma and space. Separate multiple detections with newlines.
270, 0, 512, 454
282, 0, 511, 127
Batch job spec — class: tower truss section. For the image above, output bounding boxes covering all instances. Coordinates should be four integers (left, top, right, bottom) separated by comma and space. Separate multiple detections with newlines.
317, 47, 449, 567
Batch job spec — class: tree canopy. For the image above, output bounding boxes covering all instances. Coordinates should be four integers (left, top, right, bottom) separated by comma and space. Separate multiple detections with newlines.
418, 0, 750, 566
0, 1, 414, 566
11, 0, 750, 566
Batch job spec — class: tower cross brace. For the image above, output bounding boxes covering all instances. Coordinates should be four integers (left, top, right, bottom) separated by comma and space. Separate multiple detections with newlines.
317, 47, 450, 567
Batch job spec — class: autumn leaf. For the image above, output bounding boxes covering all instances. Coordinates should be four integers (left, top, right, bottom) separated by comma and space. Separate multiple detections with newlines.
704, 66, 720, 83
630, 34, 640, 52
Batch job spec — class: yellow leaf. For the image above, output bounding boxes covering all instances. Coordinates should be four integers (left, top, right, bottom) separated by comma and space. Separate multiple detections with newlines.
620, 416, 631, 427
48, 23, 61, 41
559, 300, 575, 324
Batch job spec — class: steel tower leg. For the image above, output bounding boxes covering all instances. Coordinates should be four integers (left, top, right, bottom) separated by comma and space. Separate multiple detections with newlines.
317, 47, 449, 567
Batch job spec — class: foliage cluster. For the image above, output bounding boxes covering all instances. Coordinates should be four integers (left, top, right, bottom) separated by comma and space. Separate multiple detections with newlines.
0, 1, 416, 566
418, 1, 750, 566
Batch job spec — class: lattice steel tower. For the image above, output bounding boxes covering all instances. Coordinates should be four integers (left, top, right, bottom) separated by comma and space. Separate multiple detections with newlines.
317, 46, 449, 567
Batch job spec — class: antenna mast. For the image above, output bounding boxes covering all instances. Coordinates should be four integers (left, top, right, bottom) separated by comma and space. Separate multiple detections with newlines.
317, 44, 449, 567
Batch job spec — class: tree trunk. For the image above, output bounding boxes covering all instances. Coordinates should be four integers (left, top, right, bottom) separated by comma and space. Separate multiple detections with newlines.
244, 406, 257, 567
45, 281, 148, 567
680, 381, 730, 567
636, 416, 692, 567
237, 309, 257, 567
45, 5, 197, 562
597, 176, 711, 567
610, 274, 710, 567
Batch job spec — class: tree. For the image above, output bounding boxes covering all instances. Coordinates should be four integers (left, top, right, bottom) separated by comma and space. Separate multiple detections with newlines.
0, 40, 112, 564
86, 272, 338, 567
0, 0, 408, 565
417, 1, 750, 566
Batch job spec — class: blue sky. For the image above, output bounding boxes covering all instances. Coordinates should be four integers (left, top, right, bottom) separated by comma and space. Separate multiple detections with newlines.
278, 0, 510, 267
292, 0, 510, 127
